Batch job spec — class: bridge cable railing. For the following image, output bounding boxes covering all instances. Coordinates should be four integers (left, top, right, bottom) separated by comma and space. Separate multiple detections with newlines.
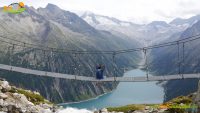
0, 34, 200, 54
0, 34, 200, 80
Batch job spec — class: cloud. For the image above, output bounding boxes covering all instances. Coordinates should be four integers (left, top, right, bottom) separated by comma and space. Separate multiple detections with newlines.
1, 0, 200, 24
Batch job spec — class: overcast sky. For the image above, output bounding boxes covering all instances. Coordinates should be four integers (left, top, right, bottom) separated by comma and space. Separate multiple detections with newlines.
1, 0, 200, 24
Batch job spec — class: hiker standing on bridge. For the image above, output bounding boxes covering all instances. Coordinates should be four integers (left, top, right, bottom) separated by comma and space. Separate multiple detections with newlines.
96, 64, 105, 79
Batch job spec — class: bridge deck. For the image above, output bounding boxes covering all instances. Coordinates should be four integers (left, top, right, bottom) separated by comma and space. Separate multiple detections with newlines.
0, 64, 199, 82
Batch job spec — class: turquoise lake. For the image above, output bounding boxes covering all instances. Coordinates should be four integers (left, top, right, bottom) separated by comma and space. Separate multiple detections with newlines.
61, 69, 164, 110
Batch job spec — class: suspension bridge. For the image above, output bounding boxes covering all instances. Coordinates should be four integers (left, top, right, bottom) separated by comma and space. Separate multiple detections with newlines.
0, 34, 200, 82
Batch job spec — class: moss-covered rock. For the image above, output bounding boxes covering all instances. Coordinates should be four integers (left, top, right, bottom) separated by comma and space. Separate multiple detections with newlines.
107, 104, 144, 112
16, 88, 48, 105
0, 79, 57, 113
106, 95, 196, 113
164, 95, 195, 113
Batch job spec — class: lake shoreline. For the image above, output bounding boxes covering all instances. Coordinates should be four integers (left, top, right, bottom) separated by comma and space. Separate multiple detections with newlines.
58, 90, 115, 105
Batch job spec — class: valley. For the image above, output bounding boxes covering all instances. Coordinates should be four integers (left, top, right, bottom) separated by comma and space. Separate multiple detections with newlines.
0, 2, 200, 113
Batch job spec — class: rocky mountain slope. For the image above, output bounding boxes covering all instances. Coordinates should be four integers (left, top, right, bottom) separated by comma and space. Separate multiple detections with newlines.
149, 19, 200, 102
0, 4, 141, 103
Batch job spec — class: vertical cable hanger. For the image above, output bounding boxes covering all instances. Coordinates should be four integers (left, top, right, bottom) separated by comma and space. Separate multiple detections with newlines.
23, 42, 27, 68
43, 50, 47, 76
198, 57, 200, 80
182, 42, 185, 79
77, 53, 80, 76
43, 50, 46, 68
112, 52, 116, 82
65, 52, 69, 74
43, 50, 46, 63
9, 44, 15, 71
8, 46, 11, 66
74, 53, 77, 80
177, 41, 181, 75
143, 48, 149, 80
47, 49, 50, 72
50, 48, 54, 72
11, 44, 15, 65
23, 42, 26, 53
100, 55, 105, 76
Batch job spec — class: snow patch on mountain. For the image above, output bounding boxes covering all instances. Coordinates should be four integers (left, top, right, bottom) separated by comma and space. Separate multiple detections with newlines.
80, 11, 200, 46
96, 16, 119, 26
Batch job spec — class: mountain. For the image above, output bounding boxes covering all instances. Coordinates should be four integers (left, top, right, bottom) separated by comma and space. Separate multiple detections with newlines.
149, 20, 200, 102
80, 12, 189, 46
1, 3, 200, 104
170, 15, 200, 27
0, 4, 141, 103
81, 11, 138, 27
80, 11, 200, 102
81, 12, 144, 43
148, 21, 170, 27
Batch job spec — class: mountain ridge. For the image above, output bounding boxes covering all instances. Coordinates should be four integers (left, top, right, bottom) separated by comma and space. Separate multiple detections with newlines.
80, 11, 194, 45
0, 4, 140, 103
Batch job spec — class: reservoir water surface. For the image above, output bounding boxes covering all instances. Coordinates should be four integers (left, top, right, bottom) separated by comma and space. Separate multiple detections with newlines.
62, 69, 164, 110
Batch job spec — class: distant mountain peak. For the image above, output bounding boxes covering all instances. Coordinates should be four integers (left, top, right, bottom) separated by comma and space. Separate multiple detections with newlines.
46, 3, 59, 9
148, 21, 169, 27
45, 3, 61, 13
81, 11, 137, 27
170, 15, 200, 26
81, 11, 96, 19
82, 11, 94, 16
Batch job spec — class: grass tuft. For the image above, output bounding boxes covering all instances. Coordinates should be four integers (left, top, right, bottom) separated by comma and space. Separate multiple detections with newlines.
16, 89, 46, 105
107, 104, 144, 113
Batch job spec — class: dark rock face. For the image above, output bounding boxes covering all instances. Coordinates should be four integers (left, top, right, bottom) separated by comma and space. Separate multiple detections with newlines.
7, 105, 22, 113
164, 79, 199, 102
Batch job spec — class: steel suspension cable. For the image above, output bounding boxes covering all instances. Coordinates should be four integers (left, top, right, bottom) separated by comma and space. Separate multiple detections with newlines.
116, 34, 200, 53
1, 34, 200, 54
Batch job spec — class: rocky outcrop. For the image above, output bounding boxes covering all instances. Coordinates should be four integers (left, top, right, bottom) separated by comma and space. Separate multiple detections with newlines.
96, 93, 197, 113
0, 79, 57, 113
95, 107, 167, 113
